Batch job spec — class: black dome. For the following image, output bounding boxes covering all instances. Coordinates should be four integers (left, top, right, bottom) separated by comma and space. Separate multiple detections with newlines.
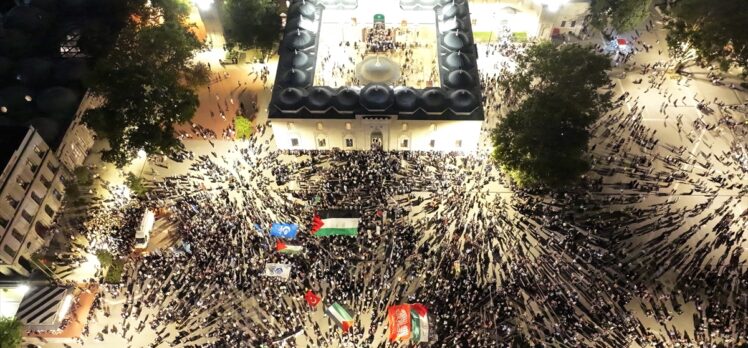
4, 6, 50, 33
53, 58, 89, 84
281, 68, 309, 87
284, 29, 314, 50
291, 51, 311, 69
360, 84, 393, 111
450, 89, 477, 112
307, 87, 333, 110
17, 57, 54, 86
442, 30, 470, 50
421, 89, 447, 112
441, 2, 468, 20
335, 87, 359, 109
0, 57, 13, 80
0, 86, 35, 112
444, 51, 474, 69
288, 1, 317, 20
276, 88, 306, 110
445, 70, 474, 89
37, 87, 80, 115
394, 87, 419, 111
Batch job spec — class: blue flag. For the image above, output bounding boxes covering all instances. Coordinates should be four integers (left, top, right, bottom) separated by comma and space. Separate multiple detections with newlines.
270, 223, 299, 239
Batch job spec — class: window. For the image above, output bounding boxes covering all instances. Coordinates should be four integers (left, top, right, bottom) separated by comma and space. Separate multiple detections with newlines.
316, 122, 323, 130
0, 217, 8, 228
26, 159, 38, 173
345, 138, 354, 148
345, 122, 352, 130
429, 139, 436, 148
400, 138, 409, 148
16, 177, 29, 190
40, 176, 51, 188
44, 204, 55, 218
290, 138, 299, 147
46, 161, 58, 173
6, 195, 19, 209
571, 20, 576, 27
561, 21, 566, 27
3, 245, 16, 258
317, 137, 327, 148
455, 140, 463, 148
21, 210, 33, 223
11, 228, 24, 243
52, 189, 62, 202
402, 123, 408, 131
33, 145, 43, 157
31, 191, 42, 205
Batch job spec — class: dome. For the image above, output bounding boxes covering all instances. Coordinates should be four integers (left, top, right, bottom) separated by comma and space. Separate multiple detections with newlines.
285, 15, 316, 32
17, 57, 54, 86
36, 87, 80, 115
441, 2, 468, 20
450, 89, 477, 112
0, 29, 33, 58
307, 86, 333, 110
276, 88, 306, 110
442, 30, 470, 50
394, 87, 419, 111
288, 1, 317, 20
284, 29, 314, 50
445, 70, 474, 89
334, 87, 359, 110
421, 88, 447, 112
281, 68, 309, 87
444, 51, 474, 69
360, 84, 393, 111
53, 58, 89, 84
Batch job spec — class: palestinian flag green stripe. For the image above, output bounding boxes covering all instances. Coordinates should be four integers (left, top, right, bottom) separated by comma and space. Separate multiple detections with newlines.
326, 302, 354, 327
410, 309, 421, 342
313, 210, 360, 237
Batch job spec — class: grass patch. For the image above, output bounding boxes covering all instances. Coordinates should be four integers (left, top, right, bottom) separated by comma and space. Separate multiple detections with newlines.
234, 115, 253, 140
473, 31, 494, 43
511, 32, 529, 42
104, 258, 125, 284
95, 250, 114, 269
125, 173, 149, 198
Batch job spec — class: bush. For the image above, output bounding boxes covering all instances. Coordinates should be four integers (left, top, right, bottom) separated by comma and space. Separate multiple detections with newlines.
234, 115, 253, 140
74, 167, 93, 186
104, 258, 125, 284
125, 173, 149, 197
95, 250, 114, 269
0, 317, 23, 348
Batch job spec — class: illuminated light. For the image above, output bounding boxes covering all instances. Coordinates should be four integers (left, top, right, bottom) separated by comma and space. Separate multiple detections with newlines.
137, 149, 147, 158
59, 294, 74, 318
25, 95, 33, 102
194, 0, 214, 10
1, 106, 7, 113
17, 284, 30, 294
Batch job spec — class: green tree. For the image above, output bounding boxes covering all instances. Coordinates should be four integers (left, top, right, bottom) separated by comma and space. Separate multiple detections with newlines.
493, 43, 611, 188
589, 0, 653, 32
125, 173, 149, 197
83, 0, 204, 167
0, 317, 23, 348
666, 0, 748, 70
223, 0, 282, 54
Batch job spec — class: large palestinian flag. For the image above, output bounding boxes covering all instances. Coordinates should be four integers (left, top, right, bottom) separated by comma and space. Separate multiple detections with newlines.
388, 303, 430, 342
311, 210, 360, 237
325, 302, 355, 332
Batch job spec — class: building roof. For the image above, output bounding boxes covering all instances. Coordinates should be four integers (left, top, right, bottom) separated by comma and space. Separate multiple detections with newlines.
270, 0, 484, 121
0, 125, 31, 172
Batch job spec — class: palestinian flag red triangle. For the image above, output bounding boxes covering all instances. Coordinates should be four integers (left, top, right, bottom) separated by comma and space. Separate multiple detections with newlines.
311, 214, 324, 234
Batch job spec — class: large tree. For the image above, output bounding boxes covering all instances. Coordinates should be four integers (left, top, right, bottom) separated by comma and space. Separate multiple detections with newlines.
589, 0, 653, 33
666, 0, 748, 70
493, 43, 612, 188
222, 0, 282, 53
83, 0, 206, 167
0, 317, 23, 348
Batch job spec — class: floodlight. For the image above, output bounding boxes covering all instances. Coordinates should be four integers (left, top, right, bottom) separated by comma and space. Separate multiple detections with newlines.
17, 284, 30, 294
194, 0, 214, 10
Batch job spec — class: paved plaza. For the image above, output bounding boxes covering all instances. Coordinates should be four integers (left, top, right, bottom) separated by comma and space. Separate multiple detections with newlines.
19, 4, 748, 348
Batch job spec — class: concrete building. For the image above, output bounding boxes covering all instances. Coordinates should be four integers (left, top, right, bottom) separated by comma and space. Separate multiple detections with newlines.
469, 0, 590, 39
269, 0, 485, 152
0, 126, 69, 277
55, 92, 99, 172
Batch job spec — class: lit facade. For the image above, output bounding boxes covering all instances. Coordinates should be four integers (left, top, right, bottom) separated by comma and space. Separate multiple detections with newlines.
269, 0, 485, 152
0, 126, 69, 277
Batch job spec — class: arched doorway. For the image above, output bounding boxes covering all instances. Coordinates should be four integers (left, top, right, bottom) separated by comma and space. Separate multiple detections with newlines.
370, 131, 383, 150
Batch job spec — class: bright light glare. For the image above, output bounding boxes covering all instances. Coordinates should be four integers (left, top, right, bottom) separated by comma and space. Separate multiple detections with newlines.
194, 0, 214, 10
137, 149, 147, 158
59, 294, 74, 318
17, 284, 30, 294
534, 0, 568, 12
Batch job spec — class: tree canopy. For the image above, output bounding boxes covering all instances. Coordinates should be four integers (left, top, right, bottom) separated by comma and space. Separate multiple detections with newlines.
493, 43, 612, 188
222, 0, 282, 53
0, 317, 23, 348
83, 0, 206, 167
589, 0, 653, 33
666, 0, 748, 70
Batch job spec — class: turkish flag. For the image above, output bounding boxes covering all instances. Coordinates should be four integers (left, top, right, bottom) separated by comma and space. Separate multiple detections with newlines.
305, 290, 321, 307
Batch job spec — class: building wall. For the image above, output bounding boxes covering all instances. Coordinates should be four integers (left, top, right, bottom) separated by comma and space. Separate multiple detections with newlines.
270, 117, 483, 152
539, 1, 590, 37
468, 0, 590, 39
0, 128, 69, 276
56, 92, 98, 172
